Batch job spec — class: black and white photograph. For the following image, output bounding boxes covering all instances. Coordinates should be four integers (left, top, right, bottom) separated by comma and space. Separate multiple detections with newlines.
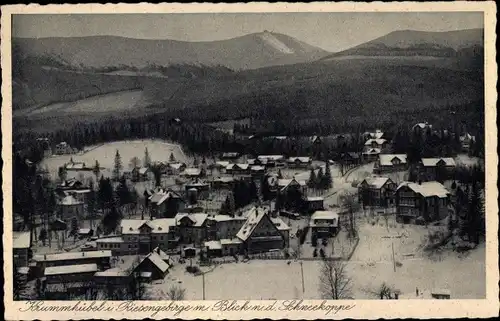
2, 2, 498, 320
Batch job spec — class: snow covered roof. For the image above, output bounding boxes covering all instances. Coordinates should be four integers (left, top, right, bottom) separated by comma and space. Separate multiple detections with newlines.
413, 122, 432, 130
250, 165, 266, 171
94, 269, 131, 278
364, 138, 387, 146
222, 152, 240, 158
287, 157, 311, 163
149, 189, 181, 205
215, 161, 230, 168
169, 162, 186, 170
359, 176, 393, 189
311, 210, 340, 221
138, 167, 149, 175
175, 213, 208, 227
367, 130, 384, 139
220, 238, 243, 245
181, 168, 202, 176
306, 196, 324, 202
270, 217, 291, 231
148, 218, 177, 234
363, 148, 381, 155
95, 236, 124, 243
44, 263, 98, 276
65, 163, 85, 170
236, 208, 268, 242
214, 176, 235, 183
379, 154, 408, 166
204, 240, 222, 250
460, 133, 476, 142
397, 181, 449, 198
152, 247, 170, 262
13, 231, 31, 249
34, 250, 112, 262
421, 158, 456, 167
257, 155, 285, 161
59, 195, 83, 206
78, 228, 91, 235
141, 252, 170, 273
278, 178, 306, 191
208, 214, 246, 222
226, 163, 249, 170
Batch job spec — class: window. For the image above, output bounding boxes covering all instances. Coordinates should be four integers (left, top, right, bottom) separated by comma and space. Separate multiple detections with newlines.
128, 245, 132, 249
160, 236, 164, 241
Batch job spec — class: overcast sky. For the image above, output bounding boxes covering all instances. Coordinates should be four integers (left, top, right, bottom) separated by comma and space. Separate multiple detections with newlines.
13, 12, 483, 52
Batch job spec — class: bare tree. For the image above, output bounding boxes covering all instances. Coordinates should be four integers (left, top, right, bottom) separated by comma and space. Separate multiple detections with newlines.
166, 285, 186, 300
318, 259, 353, 300
339, 191, 360, 238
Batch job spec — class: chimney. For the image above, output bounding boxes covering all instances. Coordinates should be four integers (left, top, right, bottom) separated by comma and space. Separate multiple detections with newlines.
418, 180, 422, 185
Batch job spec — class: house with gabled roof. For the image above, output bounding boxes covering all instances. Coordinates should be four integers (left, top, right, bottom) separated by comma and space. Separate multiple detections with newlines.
357, 176, 397, 207
133, 252, 170, 280
395, 181, 450, 224
374, 154, 408, 173
175, 213, 209, 246
362, 148, 382, 162
236, 207, 290, 254
418, 157, 456, 182
226, 163, 251, 175
148, 188, 185, 218
287, 156, 312, 168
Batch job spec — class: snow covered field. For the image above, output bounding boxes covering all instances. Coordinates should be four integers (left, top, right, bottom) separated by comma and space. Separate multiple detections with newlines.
40, 139, 187, 181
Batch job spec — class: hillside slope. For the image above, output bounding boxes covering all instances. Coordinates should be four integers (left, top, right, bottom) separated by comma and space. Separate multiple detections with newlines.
13, 31, 329, 71
322, 28, 483, 59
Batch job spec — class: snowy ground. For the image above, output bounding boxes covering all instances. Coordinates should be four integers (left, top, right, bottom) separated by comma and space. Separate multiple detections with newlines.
40, 139, 188, 181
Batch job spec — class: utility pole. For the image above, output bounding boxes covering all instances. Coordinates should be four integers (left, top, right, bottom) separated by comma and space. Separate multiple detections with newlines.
300, 261, 305, 295
202, 272, 206, 300
392, 241, 396, 272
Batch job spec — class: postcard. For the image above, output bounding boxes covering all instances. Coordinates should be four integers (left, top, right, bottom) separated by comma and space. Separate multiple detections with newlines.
2, 2, 498, 319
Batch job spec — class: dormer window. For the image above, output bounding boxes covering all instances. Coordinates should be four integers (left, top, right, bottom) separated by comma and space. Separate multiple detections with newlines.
158, 227, 162, 231
129, 227, 133, 231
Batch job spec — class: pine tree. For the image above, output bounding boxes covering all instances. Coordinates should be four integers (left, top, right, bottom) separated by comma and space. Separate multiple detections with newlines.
58, 166, 67, 182
324, 161, 333, 189
220, 192, 236, 216
92, 160, 100, 179
144, 147, 151, 167
307, 168, 317, 189
113, 150, 123, 181
277, 169, 283, 179
316, 167, 324, 190
169, 152, 176, 163
116, 176, 132, 207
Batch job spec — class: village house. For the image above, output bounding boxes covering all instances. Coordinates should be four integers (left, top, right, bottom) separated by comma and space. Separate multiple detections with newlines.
287, 157, 312, 169
99, 218, 179, 255
364, 138, 388, 150
93, 269, 132, 288
185, 180, 210, 199
374, 154, 408, 173
250, 165, 266, 177
309, 210, 340, 240
363, 129, 384, 140
338, 152, 361, 166
418, 157, 456, 182
226, 163, 251, 175
132, 167, 153, 182
57, 195, 85, 220
33, 251, 112, 273
395, 181, 450, 224
175, 213, 209, 246
13, 231, 31, 268
180, 167, 202, 179
460, 133, 476, 152
44, 263, 98, 284
204, 238, 243, 257
358, 176, 397, 207
205, 214, 247, 241
236, 207, 290, 254
211, 176, 236, 190
362, 148, 381, 162
278, 177, 308, 195
133, 251, 171, 280
149, 188, 185, 218
167, 162, 187, 175
220, 152, 241, 160
55, 142, 74, 155
257, 155, 286, 168
214, 161, 230, 174
412, 122, 433, 138
305, 196, 325, 213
